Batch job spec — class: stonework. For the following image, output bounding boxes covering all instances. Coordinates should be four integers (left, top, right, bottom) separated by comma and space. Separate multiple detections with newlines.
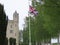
6, 11, 19, 45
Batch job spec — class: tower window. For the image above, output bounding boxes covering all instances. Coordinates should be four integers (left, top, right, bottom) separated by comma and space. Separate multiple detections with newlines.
10, 30, 13, 33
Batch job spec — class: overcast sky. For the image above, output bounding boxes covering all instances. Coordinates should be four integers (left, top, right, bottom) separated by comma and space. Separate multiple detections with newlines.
0, 0, 30, 30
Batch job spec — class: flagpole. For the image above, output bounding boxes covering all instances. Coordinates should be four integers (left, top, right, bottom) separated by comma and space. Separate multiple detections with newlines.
28, 0, 32, 45
29, 13, 31, 45
28, 0, 38, 45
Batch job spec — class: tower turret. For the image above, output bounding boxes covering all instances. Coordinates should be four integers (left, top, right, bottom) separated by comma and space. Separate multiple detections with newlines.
13, 11, 19, 23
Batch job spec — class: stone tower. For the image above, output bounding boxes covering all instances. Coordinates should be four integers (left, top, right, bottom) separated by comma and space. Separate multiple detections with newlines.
13, 11, 19, 23
6, 11, 19, 45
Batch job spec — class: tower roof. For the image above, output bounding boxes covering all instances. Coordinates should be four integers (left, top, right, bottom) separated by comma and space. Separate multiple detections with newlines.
13, 11, 19, 16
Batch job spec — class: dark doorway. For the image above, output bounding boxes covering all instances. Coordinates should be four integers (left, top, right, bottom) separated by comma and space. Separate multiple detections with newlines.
9, 38, 16, 45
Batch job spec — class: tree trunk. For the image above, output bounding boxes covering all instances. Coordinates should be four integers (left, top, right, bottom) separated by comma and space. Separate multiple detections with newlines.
58, 34, 60, 45
36, 41, 38, 45
41, 40, 45, 45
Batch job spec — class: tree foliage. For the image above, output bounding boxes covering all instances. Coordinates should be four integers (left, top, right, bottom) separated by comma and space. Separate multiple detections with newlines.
23, 0, 60, 44
0, 4, 8, 45
44, 0, 60, 37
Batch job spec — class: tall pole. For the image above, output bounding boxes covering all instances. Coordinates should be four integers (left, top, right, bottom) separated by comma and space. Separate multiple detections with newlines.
29, 13, 31, 45
28, 0, 32, 45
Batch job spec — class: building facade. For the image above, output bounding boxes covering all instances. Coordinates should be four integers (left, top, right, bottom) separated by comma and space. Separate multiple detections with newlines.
6, 11, 19, 45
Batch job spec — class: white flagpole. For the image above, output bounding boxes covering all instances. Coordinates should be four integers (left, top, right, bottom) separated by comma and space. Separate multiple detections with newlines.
29, 13, 31, 45
28, 0, 32, 45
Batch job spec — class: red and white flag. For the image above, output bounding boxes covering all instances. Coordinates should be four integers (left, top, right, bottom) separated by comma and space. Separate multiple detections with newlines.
29, 5, 38, 16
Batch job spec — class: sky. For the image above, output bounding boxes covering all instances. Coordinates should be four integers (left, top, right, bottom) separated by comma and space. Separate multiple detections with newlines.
0, 0, 30, 30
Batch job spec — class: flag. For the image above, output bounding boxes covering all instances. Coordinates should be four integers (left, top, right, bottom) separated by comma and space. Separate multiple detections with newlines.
29, 5, 35, 13
33, 10, 38, 16
29, 5, 38, 16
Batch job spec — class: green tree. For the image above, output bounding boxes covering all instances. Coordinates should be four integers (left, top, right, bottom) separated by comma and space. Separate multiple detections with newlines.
43, 0, 60, 37
23, 17, 29, 45
0, 4, 8, 45
23, 0, 60, 45
44, 0, 60, 44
